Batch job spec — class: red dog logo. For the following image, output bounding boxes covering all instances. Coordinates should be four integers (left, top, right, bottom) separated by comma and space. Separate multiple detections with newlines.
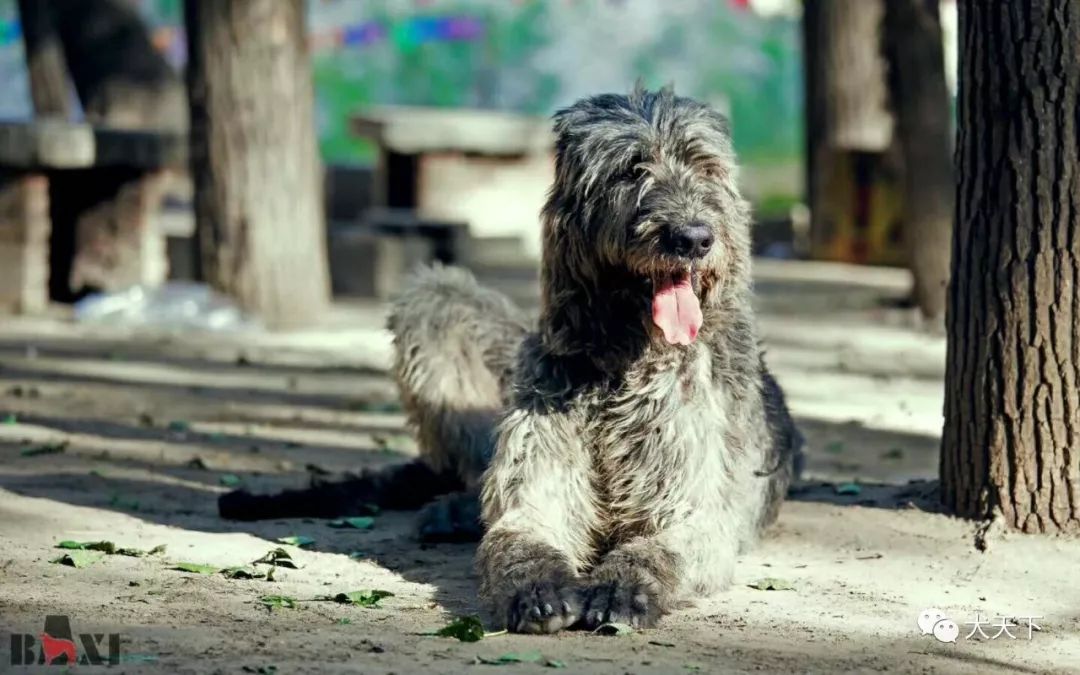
39, 632, 77, 665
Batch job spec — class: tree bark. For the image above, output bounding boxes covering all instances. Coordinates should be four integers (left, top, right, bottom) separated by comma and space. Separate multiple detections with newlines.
884, 0, 954, 323
804, 0, 894, 258
184, 0, 330, 328
942, 0, 1080, 534
17, 0, 74, 119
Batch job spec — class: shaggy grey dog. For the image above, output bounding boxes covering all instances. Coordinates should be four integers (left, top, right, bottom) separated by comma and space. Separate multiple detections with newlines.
219, 86, 801, 633
393, 86, 801, 632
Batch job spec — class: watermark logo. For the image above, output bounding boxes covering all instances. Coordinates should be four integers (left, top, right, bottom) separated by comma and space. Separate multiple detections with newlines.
9, 615, 120, 666
918, 607, 1041, 644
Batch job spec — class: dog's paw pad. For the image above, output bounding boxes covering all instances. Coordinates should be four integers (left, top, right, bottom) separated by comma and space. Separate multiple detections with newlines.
507, 582, 584, 634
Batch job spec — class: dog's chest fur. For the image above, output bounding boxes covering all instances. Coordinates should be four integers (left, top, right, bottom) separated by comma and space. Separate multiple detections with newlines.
582, 342, 731, 540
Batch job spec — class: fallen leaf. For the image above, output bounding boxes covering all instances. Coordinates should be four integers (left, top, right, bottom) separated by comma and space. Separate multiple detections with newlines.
327, 517, 375, 530
222, 566, 264, 579
336, 618, 351, 625
276, 535, 315, 548
52, 550, 105, 568
108, 494, 140, 511
823, 440, 845, 454
371, 433, 413, 454
649, 640, 676, 647
545, 659, 567, 669
173, 562, 220, 575
259, 595, 296, 609
253, 548, 299, 568
21, 441, 68, 457
882, 448, 905, 460
219, 474, 242, 487
332, 590, 393, 607
435, 615, 486, 642
594, 622, 633, 636
346, 400, 402, 413
167, 420, 191, 433
347, 551, 366, 560
835, 482, 862, 496
748, 577, 794, 591
476, 651, 543, 665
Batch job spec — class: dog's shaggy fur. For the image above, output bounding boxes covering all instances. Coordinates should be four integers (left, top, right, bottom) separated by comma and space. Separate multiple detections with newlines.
218, 86, 801, 633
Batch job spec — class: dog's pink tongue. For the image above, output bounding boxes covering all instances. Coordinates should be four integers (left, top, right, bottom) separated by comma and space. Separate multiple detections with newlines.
652, 276, 702, 345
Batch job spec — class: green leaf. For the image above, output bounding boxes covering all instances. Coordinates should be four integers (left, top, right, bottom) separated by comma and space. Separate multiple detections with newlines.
346, 400, 402, 413
56, 540, 115, 553
823, 441, 845, 455
276, 535, 315, 548
435, 615, 486, 642
167, 420, 191, 433
594, 622, 634, 636
259, 595, 297, 609
253, 548, 299, 568
52, 550, 105, 568
336, 618, 352, 625
108, 493, 140, 510
332, 590, 393, 607
748, 577, 794, 591
219, 474, 242, 487
21, 441, 68, 457
2, 412, 17, 424
173, 562, 220, 575
221, 566, 264, 579
835, 482, 862, 496
492, 651, 543, 664
327, 517, 374, 530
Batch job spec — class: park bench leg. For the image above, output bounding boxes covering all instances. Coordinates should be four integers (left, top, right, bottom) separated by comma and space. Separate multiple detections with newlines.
49, 168, 168, 301
0, 171, 51, 313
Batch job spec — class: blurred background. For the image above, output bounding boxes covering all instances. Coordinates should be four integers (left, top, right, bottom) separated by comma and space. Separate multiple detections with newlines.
0, 0, 960, 326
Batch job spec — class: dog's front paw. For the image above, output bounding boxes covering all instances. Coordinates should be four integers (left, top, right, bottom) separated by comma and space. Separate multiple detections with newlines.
581, 581, 661, 630
507, 582, 584, 634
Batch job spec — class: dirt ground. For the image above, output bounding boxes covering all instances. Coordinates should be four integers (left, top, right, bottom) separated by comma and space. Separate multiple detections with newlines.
1, 260, 1078, 674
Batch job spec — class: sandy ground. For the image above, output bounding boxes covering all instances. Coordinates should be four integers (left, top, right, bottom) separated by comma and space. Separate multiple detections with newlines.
1, 260, 1078, 674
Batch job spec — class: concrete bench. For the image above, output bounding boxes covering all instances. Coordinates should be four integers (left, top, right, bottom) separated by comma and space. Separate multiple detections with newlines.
328, 208, 469, 300
0, 121, 186, 313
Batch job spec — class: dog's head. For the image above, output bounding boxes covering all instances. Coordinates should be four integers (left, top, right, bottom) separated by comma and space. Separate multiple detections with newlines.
540, 85, 751, 353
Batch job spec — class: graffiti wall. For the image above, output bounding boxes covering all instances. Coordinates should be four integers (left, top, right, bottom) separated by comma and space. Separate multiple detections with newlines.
0, 0, 804, 210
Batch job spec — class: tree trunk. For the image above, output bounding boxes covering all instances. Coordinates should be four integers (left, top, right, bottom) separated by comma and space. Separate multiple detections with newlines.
184, 0, 330, 328
804, 0, 895, 259
884, 0, 954, 323
17, 0, 74, 119
49, 0, 187, 131
942, 0, 1080, 534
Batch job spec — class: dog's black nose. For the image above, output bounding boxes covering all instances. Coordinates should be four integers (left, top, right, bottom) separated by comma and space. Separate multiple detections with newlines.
670, 223, 714, 259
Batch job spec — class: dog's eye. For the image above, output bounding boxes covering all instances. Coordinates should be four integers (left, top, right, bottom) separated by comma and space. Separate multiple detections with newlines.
619, 162, 646, 183
702, 165, 723, 180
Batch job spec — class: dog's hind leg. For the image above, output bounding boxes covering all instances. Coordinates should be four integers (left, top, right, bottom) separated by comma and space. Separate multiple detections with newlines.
218, 460, 463, 521
218, 266, 528, 529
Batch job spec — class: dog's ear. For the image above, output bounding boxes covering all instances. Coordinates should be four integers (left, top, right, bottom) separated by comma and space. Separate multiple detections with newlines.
538, 196, 594, 356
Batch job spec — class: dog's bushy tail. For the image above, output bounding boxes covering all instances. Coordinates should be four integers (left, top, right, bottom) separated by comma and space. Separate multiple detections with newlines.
389, 265, 529, 486
218, 265, 528, 524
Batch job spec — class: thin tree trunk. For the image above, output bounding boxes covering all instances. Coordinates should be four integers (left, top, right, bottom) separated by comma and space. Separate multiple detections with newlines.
884, 0, 954, 323
184, 0, 330, 328
942, 0, 1080, 534
804, 0, 893, 257
17, 0, 74, 119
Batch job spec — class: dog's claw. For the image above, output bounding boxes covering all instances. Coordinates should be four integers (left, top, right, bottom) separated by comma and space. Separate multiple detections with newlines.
507, 582, 583, 634
581, 582, 660, 630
